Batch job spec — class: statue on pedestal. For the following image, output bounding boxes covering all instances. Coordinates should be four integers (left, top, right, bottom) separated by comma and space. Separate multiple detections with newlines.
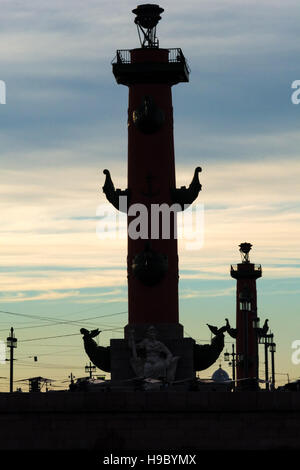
128, 326, 179, 381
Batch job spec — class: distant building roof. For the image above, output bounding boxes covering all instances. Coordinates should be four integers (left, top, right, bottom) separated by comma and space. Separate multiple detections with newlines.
212, 365, 230, 383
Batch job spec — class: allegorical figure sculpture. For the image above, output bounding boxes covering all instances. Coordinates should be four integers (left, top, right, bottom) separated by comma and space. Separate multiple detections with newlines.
128, 326, 179, 381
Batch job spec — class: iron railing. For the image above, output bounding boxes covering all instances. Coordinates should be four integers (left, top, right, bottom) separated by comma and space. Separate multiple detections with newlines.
112, 48, 190, 72
231, 264, 262, 272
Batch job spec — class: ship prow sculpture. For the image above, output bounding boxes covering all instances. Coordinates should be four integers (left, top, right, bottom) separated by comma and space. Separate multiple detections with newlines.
81, 4, 226, 389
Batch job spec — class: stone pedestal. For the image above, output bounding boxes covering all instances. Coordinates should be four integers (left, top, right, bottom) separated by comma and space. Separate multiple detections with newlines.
124, 323, 184, 341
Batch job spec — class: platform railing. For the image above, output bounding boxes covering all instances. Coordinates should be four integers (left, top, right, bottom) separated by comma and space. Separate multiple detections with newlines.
112, 48, 190, 72
231, 264, 262, 272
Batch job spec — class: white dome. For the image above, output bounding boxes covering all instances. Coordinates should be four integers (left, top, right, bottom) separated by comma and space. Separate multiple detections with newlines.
212, 365, 230, 383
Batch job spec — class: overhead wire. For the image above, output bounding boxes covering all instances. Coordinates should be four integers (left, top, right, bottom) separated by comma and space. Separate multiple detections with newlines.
0, 302, 116, 328
0, 309, 127, 331
19, 326, 123, 343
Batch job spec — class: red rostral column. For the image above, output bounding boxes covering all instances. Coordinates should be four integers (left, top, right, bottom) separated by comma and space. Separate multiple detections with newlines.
103, 5, 201, 336
127, 47, 179, 325
230, 243, 262, 388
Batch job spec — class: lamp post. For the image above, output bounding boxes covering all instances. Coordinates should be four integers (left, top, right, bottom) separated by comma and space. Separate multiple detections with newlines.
224, 343, 236, 391
252, 316, 260, 385
264, 337, 269, 391
258, 333, 274, 390
269, 338, 276, 390
6, 327, 17, 393
85, 362, 96, 379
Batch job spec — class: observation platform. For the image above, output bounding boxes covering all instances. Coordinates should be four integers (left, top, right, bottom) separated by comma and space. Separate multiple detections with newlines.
231, 262, 262, 280
112, 48, 190, 85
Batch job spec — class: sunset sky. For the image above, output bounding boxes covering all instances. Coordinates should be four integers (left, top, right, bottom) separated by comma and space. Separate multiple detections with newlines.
0, 0, 300, 391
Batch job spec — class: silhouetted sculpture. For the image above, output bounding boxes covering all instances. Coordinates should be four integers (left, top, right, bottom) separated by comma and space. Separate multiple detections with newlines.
171, 167, 202, 210
257, 319, 269, 338
225, 318, 237, 339
206, 323, 227, 336
80, 328, 111, 372
194, 326, 225, 371
102, 169, 129, 212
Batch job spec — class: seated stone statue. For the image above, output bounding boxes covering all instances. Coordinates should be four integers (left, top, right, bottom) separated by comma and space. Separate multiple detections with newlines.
128, 326, 179, 381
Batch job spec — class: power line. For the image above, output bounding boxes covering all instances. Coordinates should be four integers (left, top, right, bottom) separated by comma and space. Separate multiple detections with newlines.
0, 317, 122, 332
16, 361, 85, 370
0, 309, 127, 331
18, 349, 82, 359
0, 303, 113, 328
19, 326, 123, 343
1, 302, 120, 321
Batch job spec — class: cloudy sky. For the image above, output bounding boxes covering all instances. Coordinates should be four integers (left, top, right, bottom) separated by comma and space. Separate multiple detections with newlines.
0, 0, 300, 390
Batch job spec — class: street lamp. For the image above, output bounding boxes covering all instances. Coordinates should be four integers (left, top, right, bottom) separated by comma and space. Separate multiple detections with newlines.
252, 316, 261, 385
269, 340, 276, 390
6, 327, 17, 393
6, 335, 17, 349
224, 344, 237, 391
85, 362, 96, 378
267, 334, 273, 345
260, 333, 274, 391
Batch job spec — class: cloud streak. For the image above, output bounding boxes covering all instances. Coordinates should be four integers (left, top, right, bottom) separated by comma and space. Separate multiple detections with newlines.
0, 159, 299, 299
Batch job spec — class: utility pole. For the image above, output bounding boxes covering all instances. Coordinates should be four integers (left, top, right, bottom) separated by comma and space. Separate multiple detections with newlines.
270, 338, 276, 390
6, 327, 17, 393
264, 340, 269, 391
85, 362, 96, 379
224, 344, 237, 391
231, 343, 236, 391
244, 309, 249, 384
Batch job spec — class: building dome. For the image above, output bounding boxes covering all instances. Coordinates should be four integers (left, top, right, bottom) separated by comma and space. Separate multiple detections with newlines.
212, 365, 230, 383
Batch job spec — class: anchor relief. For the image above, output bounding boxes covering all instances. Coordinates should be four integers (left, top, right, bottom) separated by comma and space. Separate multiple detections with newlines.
133, 95, 165, 134
131, 241, 168, 286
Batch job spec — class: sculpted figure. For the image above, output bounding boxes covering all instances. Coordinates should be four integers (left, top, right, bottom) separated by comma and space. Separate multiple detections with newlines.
80, 328, 111, 372
128, 326, 179, 381
193, 324, 225, 371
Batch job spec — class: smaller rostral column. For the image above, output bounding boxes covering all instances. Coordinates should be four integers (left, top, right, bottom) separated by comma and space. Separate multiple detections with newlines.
230, 243, 262, 389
